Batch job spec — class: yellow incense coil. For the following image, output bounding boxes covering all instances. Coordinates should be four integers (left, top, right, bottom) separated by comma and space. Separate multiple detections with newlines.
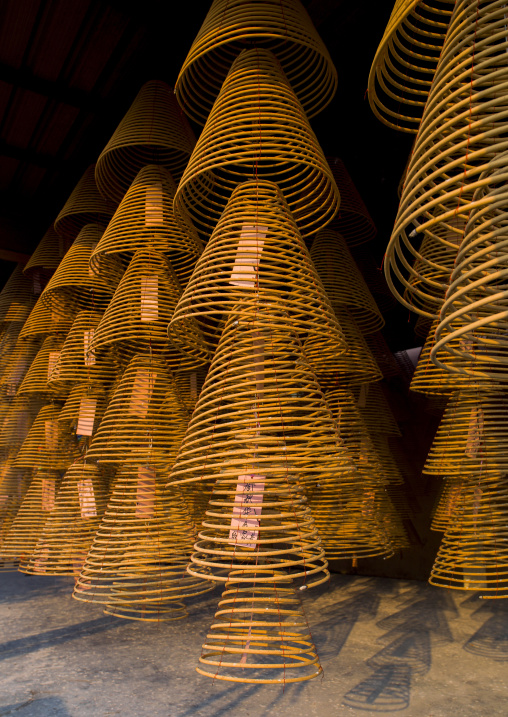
0, 264, 35, 325
0, 338, 42, 398
368, 0, 455, 133
169, 180, 345, 364
90, 165, 202, 288
430, 479, 464, 533
13, 404, 77, 470
0, 395, 42, 457
351, 248, 398, 314
17, 336, 68, 398
350, 382, 402, 437
363, 332, 401, 379
58, 382, 110, 438
95, 81, 196, 203
327, 157, 377, 246
23, 226, 62, 294
54, 165, 117, 240
173, 49, 339, 239
20, 294, 75, 340
173, 367, 208, 414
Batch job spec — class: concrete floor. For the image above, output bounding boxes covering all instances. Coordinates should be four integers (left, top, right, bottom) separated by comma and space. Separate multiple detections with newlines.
0, 571, 507, 717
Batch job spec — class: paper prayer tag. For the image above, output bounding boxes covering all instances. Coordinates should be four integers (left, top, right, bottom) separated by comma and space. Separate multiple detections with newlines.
136, 466, 156, 518
41, 479, 56, 511
140, 276, 159, 322
47, 352, 61, 381
145, 183, 164, 226
228, 475, 265, 549
229, 225, 268, 288
77, 398, 97, 437
129, 369, 157, 418
78, 479, 97, 518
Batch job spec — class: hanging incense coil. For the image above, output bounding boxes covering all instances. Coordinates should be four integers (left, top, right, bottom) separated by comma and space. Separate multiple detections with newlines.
0, 264, 35, 324
169, 180, 345, 364
415, 313, 433, 340
411, 319, 471, 396
326, 157, 377, 246
0, 396, 43, 457
173, 367, 208, 413
14, 404, 77, 470
197, 569, 322, 683
0, 338, 42, 398
363, 332, 400, 379
54, 166, 116, 241
424, 390, 508, 477
20, 294, 75, 340
58, 383, 109, 438
168, 301, 355, 489
73, 465, 211, 619
85, 354, 189, 465
430, 480, 464, 533
95, 81, 196, 203
174, 49, 339, 239
385, 1, 508, 315
369, 433, 405, 486
23, 226, 61, 295
351, 383, 402, 437
429, 473, 508, 597
310, 229, 384, 334
90, 165, 202, 288
368, 0, 455, 133
40, 224, 113, 315
0, 323, 24, 377
17, 336, 67, 398
351, 248, 398, 314
23, 462, 111, 575
0, 467, 33, 552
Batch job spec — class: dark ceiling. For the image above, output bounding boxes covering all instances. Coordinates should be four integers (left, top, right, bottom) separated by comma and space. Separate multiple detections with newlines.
0, 0, 417, 349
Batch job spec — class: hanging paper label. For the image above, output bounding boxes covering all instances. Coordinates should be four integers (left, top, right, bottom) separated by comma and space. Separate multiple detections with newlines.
45, 420, 59, 451
47, 351, 61, 381
145, 183, 164, 226
83, 330, 96, 366
229, 475, 265, 549
229, 225, 267, 288
136, 466, 156, 518
77, 398, 97, 436
41, 479, 56, 511
140, 276, 159, 322
466, 407, 484, 458
78, 478, 97, 518
129, 369, 157, 418
357, 383, 369, 408
189, 372, 198, 401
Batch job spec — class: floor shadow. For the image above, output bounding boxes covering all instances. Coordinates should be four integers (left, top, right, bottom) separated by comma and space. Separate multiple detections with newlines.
463, 600, 508, 661
0, 696, 72, 716
174, 681, 263, 717
343, 665, 412, 712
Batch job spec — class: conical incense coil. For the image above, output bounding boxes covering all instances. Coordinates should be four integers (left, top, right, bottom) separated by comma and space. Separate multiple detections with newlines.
58, 383, 109, 438
430, 480, 464, 533
54, 165, 117, 240
13, 404, 77, 470
173, 49, 339, 239
350, 248, 398, 314
0, 264, 35, 324
327, 157, 377, 246
411, 318, 471, 396
0, 469, 63, 563
305, 308, 382, 388
429, 473, 508, 597
169, 180, 345, 364
364, 332, 400, 380
175, 0, 336, 125
369, 434, 405, 486
40, 224, 113, 315
85, 354, 189, 465
73, 465, 211, 618
173, 367, 208, 414
90, 165, 202, 288
351, 383, 402, 437
197, 569, 322, 684
22, 462, 111, 575
95, 81, 196, 203
0, 323, 25, 378
47, 311, 118, 387
0, 396, 43, 456
20, 294, 75, 340
168, 302, 355, 488
17, 336, 67, 398
0, 338, 42, 398
423, 390, 508, 477
385, 1, 508, 316
368, 0, 455, 133
23, 226, 61, 294
310, 229, 384, 334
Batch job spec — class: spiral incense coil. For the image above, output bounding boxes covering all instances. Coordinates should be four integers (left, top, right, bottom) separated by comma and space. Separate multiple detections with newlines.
20, 294, 75, 340
48, 311, 118, 388
73, 466, 212, 618
40, 224, 113, 316
95, 81, 196, 204
414, 313, 433, 339
17, 336, 67, 398
169, 180, 345, 364
363, 332, 400, 379
379, 492, 410, 550
0, 264, 35, 325
351, 383, 402, 438
368, 0, 455, 134
173, 367, 208, 413
197, 569, 322, 684
429, 473, 508, 596
0, 323, 25, 378
14, 404, 77, 470
0, 396, 43, 457
385, 1, 508, 316
174, 49, 339, 240
168, 302, 355, 489
85, 354, 189, 465
369, 433, 405, 486
327, 157, 377, 246
310, 230, 384, 334
23, 226, 62, 294
424, 390, 508, 477
54, 166, 117, 241
90, 165, 203, 288
350, 249, 398, 314
58, 383, 109, 438
0, 469, 63, 563
22, 462, 111, 575
411, 319, 471, 396
430, 480, 464, 533
0, 338, 42, 398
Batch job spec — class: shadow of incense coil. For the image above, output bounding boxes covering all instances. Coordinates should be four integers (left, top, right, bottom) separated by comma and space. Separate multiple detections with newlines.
54, 165, 117, 241
22, 462, 111, 575
429, 473, 508, 597
20, 294, 75, 340
430, 480, 464, 533
169, 180, 345, 364
73, 466, 212, 618
85, 354, 189, 465
309, 229, 384, 334
90, 165, 202, 289
0, 264, 35, 325
326, 157, 376, 246
368, 0, 455, 134
58, 383, 109, 438
175, 0, 336, 125
0, 395, 43, 457
17, 336, 68, 399
13, 404, 77, 471
173, 49, 339, 239
196, 569, 322, 683
0, 337, 42, 398
423, 390, 508, 477
95, 81, 196, 203
23, 226, 62, 294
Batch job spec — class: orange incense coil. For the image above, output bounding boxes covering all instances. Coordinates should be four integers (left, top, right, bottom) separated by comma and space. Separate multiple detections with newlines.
168, 301, 355, 489
85, 354, 189, 466
40, 224, 113, 315
423, 390, 508, 477
0, 323, 25, 377
23, 226, 62, 295
0, 264, 35, 325
17, 336, 68, 398
0, 338, 42, 398
90, 165, 202, 288
169, 180, 345, 364
173, 367, 208, 413
351, 383, 402, 437
350, 248, 398, 314
95, 81, 196, 203
310, 229, 384, 334
13, 404, 77, 471
58, 383, 109, 438
23, 462, 111, 575
327, 157, 377, 246
0, 396, 43, 457
175, 0, 336, 125
415, 313, 433, 339
54, 165, 117, 241
197, 569, 322, 684
369, 433, 405, 486
430, 479, 464, 533
173, 49, 339, 239
20, 294, 75, 340
363, 332, 400, 380
73, 465, 211, 618
368, 0, 455, 134
429, 473, 508, 597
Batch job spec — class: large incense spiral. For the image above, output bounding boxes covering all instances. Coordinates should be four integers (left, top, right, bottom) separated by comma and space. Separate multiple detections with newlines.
54, 165, 116, 240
